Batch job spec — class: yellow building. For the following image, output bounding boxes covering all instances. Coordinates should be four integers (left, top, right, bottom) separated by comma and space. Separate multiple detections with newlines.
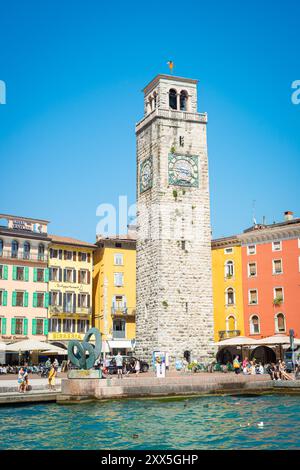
47, 235, 95, 347
93, 234, 136, 355
212, 236, 245, 342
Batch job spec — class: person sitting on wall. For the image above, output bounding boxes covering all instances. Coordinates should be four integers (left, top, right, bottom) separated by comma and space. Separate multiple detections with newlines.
268, 363, 279, 380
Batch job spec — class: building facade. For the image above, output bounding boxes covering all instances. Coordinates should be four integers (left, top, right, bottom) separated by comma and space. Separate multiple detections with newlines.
212, 237, 245, 342
47, 235, 95, 346
0, 214, 50, 344
240, 212, 300, 339
93, 235, 136, 355
135, 74, 215, 363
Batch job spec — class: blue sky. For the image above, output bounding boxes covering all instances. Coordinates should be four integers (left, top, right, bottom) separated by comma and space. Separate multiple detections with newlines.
0, 0, 299, 242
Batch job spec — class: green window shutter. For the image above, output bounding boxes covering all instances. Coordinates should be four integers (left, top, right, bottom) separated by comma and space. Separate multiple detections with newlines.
4, 265, 8, 280
1, 318, 6, 335
44, 268, 49, 283
12, 291, 17, 307
23, 318, 28, 335
44, 319, 49, 335
3, 291, 7, 306
11, 318, 16, 335
33, 268, 37, 282
32, 319, 37, 335
33, 292, 37, 307
24, 292, 29, 307
12, 266, 17, 280
24, 267, 29, 282
44, 292, 49, 308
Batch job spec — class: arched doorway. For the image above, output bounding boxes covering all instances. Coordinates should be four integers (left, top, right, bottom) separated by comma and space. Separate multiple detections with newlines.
250, 346, 276, 364
217, 347, 234, 364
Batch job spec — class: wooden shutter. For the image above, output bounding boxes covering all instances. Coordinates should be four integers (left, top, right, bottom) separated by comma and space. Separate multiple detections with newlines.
73, 293, 76, 313
1, 318, 6, 334
2, 290, 7, 306
32, 319, 37, 335
12, 266, 17, 280
33, 268, 37, 282
23, 318, 28, 335
87, 271, 90, 284
87, 253, 91, 263
44, 268, 49, 283
24, 267, 29, 282
33, 292, 37, 307
59, 268, 62, 282
73, 269, 76, 283
12, 291, 17, 306
44, 319, 49, 335
73, 251, 77, 261
64, 269, 66, 282
24, 292, 29, 307
87, 294, 90, 309
59, 249, 62, 260
78, 252, 82, 262
11, 318, 16, 335
49, 248, 53, 258
59, 292, 63, 306
44, 293, 49, 308
4, 265, 8, 280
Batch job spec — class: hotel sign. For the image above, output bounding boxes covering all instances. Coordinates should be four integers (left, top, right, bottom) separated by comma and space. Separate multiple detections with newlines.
11, 219, 43, 233
48, 332, 84, 341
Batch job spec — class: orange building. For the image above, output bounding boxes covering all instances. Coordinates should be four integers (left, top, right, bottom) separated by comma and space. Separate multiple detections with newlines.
240, 211, 300, 340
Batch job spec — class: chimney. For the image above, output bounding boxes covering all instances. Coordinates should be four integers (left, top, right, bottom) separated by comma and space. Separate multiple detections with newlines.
284, 211, 294, 221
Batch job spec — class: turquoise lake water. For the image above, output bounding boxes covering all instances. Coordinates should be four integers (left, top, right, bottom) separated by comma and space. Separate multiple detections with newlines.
0, 395, 300, 449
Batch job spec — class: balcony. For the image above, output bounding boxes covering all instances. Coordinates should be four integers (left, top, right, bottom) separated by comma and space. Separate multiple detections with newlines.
111, 307, 136, 317
49, 305, 91, 315
0, 251, 47, 263
112, 330, 126, 339
136, 108, 207, 133
218, 330, 241, 341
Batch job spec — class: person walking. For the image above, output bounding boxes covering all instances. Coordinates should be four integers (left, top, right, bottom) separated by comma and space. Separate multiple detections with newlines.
135, 358, 141, 376
233, 355, 241, 374
17, 367, 25, 393
115, 352, 123, 379
48, 364, 57, 390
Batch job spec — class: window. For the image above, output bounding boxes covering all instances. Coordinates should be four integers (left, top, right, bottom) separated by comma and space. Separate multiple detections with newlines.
49, 318, 61, 333
79, 252, 87, 262
115, 243, 122, 248
0, 265, 3, 279
11, 240, 19, 258
114, 253, 123, 266
51, 267, 59, 282
0, 290, 6, 306
78, 293, 89, 308
64, 292, 74, 313
16, 266, 25, 281
169, 89, 177, 110
37, 268, 44, 282
38, 244, 45, 261
36, 319, 44, 335
247, 245, 256, 255
275, 313, 286, 333
113, 319, 126, 338
226, 288, 235, 305
63, 319, 76, 333
225, 260, 234, 278
226, 315, 236, 331
224, 247, 233, 254
249, 289, 258, 305
250, 315, 260, 334
112, 295, 126, 312
64, 250, 72, 261
65, 269, 74, 283
248, 262, 257, 277
273, 259, 283, 274
50, 249, 58, 259
274, 287, 284, 303
36, 293, 44, 308
180, 90, 188, 111
114, 272, 124, 287
15, 318, 24, 335
50, 291, 60, 306
23, 241, 30, 260
272, 241, 282, 252
0, 239, 3, 256
179, 136, 184, 147
16, 291, 24, 307
77, 320, 89, 333
78, 270, 88, 283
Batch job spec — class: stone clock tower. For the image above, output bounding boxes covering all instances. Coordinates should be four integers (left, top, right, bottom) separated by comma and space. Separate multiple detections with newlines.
135, 74, 215, 364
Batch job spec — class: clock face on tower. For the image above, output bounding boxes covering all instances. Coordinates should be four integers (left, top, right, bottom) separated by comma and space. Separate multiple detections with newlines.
140, 157, 153, 193
168, 154, 199, 187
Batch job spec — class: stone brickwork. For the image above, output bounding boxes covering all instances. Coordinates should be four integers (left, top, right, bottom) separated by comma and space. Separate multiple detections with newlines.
135, 75, 215, 364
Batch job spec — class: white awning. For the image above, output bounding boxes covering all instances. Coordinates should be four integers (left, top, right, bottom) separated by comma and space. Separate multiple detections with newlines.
101, 341, 110, 353
108, 340, 133, 350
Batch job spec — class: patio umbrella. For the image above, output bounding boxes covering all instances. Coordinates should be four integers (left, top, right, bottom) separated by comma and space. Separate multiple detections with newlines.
0, 342, 7, 351
42, 346, 68, 355
6, 339, 66, 352
214, 336, 260, 346
256, 335, 296, 345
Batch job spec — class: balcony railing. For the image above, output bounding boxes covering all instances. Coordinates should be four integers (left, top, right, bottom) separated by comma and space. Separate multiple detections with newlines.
136, 108, 207, 133
112, 330, 126, 339
49, 305, 91, 315
111, 307, 136, 317
0, 251, 47, 262
218, 330, 241, 340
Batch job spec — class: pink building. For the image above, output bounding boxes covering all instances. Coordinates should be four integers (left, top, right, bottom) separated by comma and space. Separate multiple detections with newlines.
0, 214, 51, 350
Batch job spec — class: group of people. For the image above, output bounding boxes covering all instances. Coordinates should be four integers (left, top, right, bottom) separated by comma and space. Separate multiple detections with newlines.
233, 356, 265, 375
17, 358, 59, 393
100, 352, 141, 379
268, 360, 294, 381
0, 364, 16, 374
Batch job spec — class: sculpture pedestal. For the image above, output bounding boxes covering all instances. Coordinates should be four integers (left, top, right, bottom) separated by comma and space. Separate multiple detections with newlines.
68, 369, 102, 379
